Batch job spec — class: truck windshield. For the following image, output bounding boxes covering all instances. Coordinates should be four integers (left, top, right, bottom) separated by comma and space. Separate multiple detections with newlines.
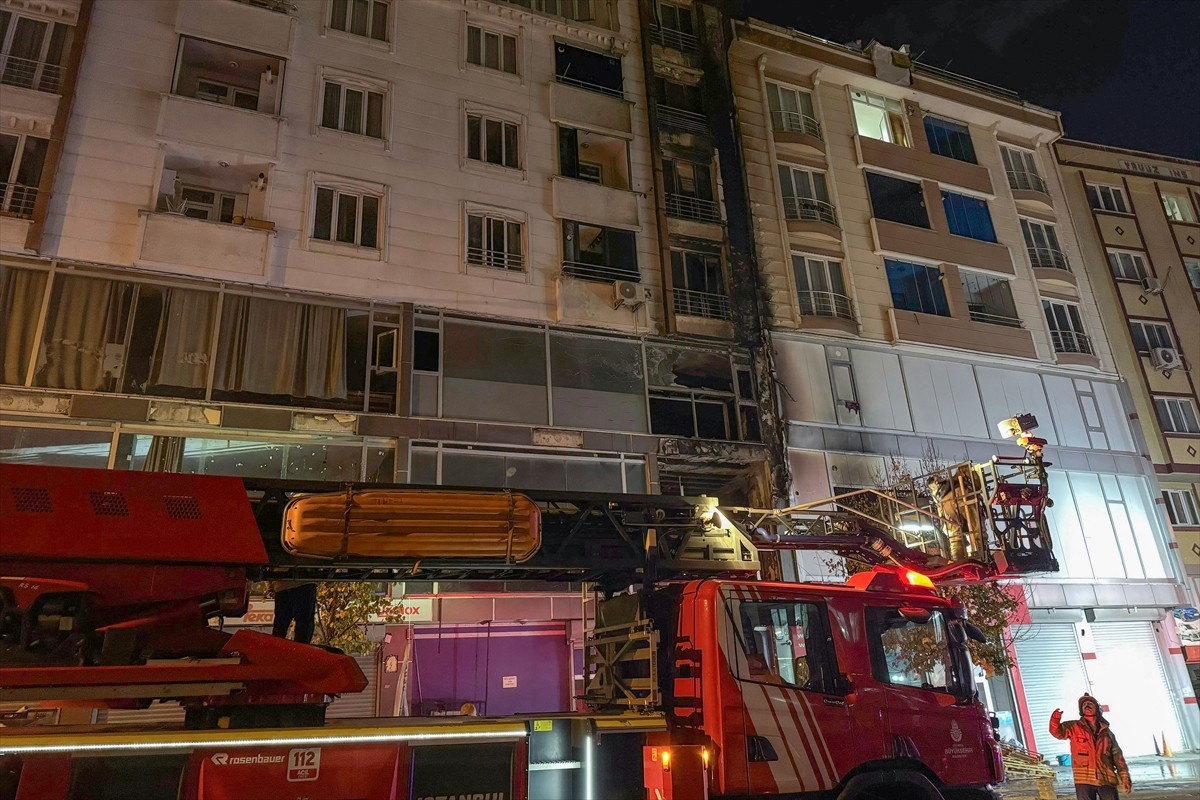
867, 607, 969, 700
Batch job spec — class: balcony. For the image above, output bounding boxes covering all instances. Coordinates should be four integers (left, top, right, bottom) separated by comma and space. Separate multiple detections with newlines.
138, 211, 273, 278
0, 54, 63, 94
796, 290, 856, 334
551, 176, 639, 230
673, 287, 730, 320
665, 193, 721, 224
967, 307, 1022, 328
157, 94, 282, 161
562, 260, 639, 283
1027, 245, 1068, 271
1, 183, 38, 219
176, 0, 294, 57
783, 197, 840, 243
1008, 169, 1054, 213
657, 105, 709, 136
1050, 330, 1094, 355
649, 26, 698, 53
550, 81, 631, 136
770, 110, 825, 156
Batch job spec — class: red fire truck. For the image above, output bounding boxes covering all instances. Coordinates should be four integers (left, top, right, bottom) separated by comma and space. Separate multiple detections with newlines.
0, 417, 1054, 800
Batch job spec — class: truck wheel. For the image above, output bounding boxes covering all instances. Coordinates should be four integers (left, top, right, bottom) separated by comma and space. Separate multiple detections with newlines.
838, 771, 944, 800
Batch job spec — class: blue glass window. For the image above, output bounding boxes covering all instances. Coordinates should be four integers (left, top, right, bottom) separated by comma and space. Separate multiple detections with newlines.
885, 258, 950, 317
941, 191, 997, 242
924, 116, 976, 163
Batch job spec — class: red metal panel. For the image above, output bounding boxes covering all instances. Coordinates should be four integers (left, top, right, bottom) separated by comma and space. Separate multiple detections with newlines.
0, 465, 267, 565
192, 744, 401, 799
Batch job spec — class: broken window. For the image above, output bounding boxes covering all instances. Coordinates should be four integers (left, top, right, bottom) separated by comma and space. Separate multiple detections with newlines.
550, 334, 647, 432
557, 126, 630, 190
554, 42, 622, 98
344, 308, 400, 414
654, 76, 703, 112
562, 220, 639, 282
866, 172, 928, 228
441, 320, 548, 424
411, 317, 441, 417
646, 345, 736, 440
173, 37, 284, 114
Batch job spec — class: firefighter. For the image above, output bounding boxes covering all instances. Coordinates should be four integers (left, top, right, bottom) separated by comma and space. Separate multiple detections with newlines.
269, 579, 319, 644
1049, 694, 1133, 799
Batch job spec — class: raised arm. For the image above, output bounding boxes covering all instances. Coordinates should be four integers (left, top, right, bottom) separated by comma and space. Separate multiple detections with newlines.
1048, 708, 1073, 740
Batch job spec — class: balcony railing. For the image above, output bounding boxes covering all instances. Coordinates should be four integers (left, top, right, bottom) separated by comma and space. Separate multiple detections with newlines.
797, 290, 853, 320
1027, 245, 1070, 271
0, 183, 38, 219
783, 196, 838, 227
235, 0, 296, 12
648, 26, 698, 52
770, 110, 822, 140
562, 260, 640, 283
555, 74, 624, 100
967, 307, 1023, 328
673, 287, 731, 320
665, 193, 721, 224
1007, 169, 1048, 194
0, 54, 64, 93
1050, 330, 1094, 355
467, 248, 525, 272
657, 105, 708, 136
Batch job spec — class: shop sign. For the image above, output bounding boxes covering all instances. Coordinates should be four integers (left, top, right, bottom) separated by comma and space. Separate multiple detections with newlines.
372, 596, 434, 623
410, 742, 514, 800
223, 599, 275, 627
1118, 159, 1192, 180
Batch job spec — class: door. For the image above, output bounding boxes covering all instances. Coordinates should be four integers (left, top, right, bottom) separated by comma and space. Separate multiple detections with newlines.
1088, 621, 1185, 755
1013, 623, 1088, 757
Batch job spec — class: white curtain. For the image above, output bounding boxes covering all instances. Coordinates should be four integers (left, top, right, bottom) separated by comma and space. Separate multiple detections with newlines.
36, 275, 124, 391
0, 267, 47, 386
150, 288, 216, 389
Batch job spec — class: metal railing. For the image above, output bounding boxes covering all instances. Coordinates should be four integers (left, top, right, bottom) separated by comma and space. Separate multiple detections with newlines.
665, 193, 721, 224
234, 0, 296, 12
657, 105, 709, 136
673, 287, 731, 320
0, 54, 64, 93
648, 26, 697, 52
1027, 245, 1070, 271
968, 308, 1023, 328
0, 183, 38, 219
796, 290, 853, 320
770, 110, 822, 140
467, 247, 525, 272
1007, 169, 1048, 194
562, 260, 640, 283
505, 0, 599, 24
782, 196, 838, 227
1050, 330, 1094, 355
555, 74, 624, 100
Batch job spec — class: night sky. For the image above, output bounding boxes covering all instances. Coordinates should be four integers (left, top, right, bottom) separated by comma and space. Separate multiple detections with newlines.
737, 0, 1200, 161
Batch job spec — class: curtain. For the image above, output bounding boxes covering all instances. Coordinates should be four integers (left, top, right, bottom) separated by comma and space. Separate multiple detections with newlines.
36, 275, 124, 391
150, 288, 216, 389
0, 267, 48, 386
214, 295, 347, 399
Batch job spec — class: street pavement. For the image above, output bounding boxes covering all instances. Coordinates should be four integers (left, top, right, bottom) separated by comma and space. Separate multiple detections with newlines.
999, 752, 1199, 799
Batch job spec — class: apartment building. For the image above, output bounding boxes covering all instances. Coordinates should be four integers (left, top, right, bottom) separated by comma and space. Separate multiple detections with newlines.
0, 0, 770, 719
724, 18, 1198, 755
1054, 140, 1200, 681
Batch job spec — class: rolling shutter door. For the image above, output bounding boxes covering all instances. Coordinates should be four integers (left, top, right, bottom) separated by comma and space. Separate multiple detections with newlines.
1089, 621, 1184, 756
326, 653, 379, 720
1013, 623, 1088, 758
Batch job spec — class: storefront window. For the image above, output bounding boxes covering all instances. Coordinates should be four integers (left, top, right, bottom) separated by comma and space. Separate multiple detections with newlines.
0, 424, 113, 468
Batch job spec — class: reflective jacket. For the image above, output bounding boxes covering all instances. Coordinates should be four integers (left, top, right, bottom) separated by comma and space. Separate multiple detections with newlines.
1049, 709, 1130, 788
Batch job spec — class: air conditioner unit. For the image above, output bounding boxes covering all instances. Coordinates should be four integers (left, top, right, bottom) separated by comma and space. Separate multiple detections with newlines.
1140, 276, 1163, 294
613, 280, 643, 310
1151, 347, 1184, 371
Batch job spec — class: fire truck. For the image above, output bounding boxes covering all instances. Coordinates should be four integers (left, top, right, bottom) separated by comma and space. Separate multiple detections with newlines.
0, 416, 1056, 800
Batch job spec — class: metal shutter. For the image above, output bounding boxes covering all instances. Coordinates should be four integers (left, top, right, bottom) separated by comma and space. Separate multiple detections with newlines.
100, 701, 187, 726
1088, 621, 1185, 756
1013, 623, 1088, 758
326, 653, 379, 720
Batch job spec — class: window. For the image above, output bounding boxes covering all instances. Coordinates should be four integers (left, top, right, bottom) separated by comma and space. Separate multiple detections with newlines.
885, 259, 949, 317
1129, 320, 1174, 354
654, 76, 703, 112
851, 89, 908, 146
663, 158, 718, 222
0, 9, 73, 93
1086, 182, 1129, 213
735, 600, 834, 692
1001, 146, 1046, 193
778, 163, 834, 225
441, 319, 548, 425
1155, 396, 1200, 434
1163, 489, 1200, 526
924, 116, 976, 163
557, 126, 629, 190
550, 334, 648, 432
960, 270, 1019, 327
329, 0, 389, 42
656, 1, 694, 36
941, 191, 997, 242
508, 0, 595, 22
466, 25, 518, 75
562, 220, 638, 282
766, 82, 819, 138
0, 131, 48, 218
312, 185, 381, 248
466, 112, 520, 169
647, 343, 736, 440
670, 250, 728, 319
866, 172, 929, 228
467, 212, 523, 271
1185, 257, 1200, 289
173, 37, 283, 115
321, 79, 385, 139
868, 607, 965, 698
174, 185, 246, 223
791, 254, 851, 319
1043, 300, 1092, 355
554, 42, 622, 98
1162, 192, 1197, 223
1021, 218, 1067, 270
1106, 249, 1149, 281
